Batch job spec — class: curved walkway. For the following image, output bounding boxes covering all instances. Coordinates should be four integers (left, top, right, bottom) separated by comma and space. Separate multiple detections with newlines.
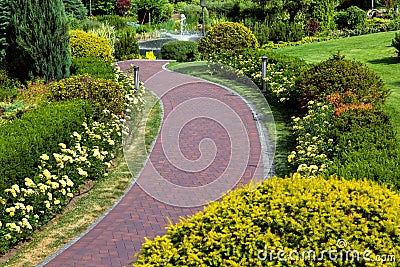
40, 60, 265, 267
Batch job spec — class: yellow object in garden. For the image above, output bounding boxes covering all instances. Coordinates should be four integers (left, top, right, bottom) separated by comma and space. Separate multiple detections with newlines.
145, 51, 156, 60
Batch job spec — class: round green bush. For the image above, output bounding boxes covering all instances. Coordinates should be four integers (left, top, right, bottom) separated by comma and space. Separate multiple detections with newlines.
69, 30, 113, 62
198, 22, 259, 56
161, 40, 199, 62
136, 175, 400, 266
296, 54, 389, 109
49, 74, 125, 115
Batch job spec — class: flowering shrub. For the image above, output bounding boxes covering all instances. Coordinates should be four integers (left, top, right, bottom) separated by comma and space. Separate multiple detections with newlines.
288, 101, 336, 176
208, 49, 308, 106
18, 79, 51, 104
0, 109, 122, 253
0, 65, 145, 254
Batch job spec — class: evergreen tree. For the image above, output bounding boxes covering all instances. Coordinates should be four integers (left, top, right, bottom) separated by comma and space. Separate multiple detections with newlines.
0, 0, 10, 59
7, 0, 71, 81
63, 0, 88, 20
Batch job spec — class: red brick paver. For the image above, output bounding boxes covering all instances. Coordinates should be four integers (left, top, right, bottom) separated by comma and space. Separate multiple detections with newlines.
41, 60, 264, 267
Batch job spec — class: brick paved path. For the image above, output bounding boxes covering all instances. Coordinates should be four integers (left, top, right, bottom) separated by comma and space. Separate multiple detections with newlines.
40, 60, 265, 267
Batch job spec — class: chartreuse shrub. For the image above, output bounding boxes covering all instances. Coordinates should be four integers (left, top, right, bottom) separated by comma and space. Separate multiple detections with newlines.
136, 175, 400, 266
296, 54, 389, 111
328, 108, 400, 190
49, 74, 125, 115
69, 29, 113, 62
198, 22, 259, 57
70, 57, 115, 79
0, 100, 92, 195
161, 40, 199, 62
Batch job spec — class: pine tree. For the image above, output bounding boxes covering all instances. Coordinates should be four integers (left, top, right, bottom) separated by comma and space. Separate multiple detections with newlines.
7, 0, 71, 81
0, 0, 10, 59
63, 0, 88, 20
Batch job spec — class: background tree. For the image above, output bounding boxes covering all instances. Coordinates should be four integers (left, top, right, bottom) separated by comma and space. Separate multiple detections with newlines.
0, 0, 10, 59
6, 0, 71, 81
116, 0, 132, 16
132, 0, 170, 25
81, 0, 116, 15
63, 0, 88, 20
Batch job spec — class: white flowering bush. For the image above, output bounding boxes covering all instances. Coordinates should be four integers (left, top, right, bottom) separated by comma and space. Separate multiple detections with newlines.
288, 101, 336, 176
207, 48, 308, 105
0, 65, 145, 254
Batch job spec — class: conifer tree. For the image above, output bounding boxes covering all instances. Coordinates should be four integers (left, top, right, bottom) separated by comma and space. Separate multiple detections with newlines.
7, 0, 71, 81
63, 0, 87, 20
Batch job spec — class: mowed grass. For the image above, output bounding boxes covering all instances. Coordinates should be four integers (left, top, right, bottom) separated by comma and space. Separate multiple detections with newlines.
275, 31, 400, 138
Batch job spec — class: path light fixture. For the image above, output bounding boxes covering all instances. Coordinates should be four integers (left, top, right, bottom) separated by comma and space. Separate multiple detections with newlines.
89, 0, 92, 20
261, 56, 268, 94
133, 65, 140, 95
200, 0, 206, 37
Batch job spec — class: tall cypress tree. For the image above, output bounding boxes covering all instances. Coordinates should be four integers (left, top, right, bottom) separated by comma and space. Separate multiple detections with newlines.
7, 0, 71, 81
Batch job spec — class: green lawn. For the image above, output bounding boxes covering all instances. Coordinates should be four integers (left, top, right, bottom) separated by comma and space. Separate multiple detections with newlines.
275, 31, 400, 137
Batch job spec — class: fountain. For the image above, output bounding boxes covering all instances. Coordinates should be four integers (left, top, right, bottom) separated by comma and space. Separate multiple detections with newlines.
138, 14, 202, 59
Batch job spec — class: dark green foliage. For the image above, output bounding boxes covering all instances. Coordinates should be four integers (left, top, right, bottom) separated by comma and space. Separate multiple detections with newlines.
49, 74, 126, 115
70, 57, 115, 79
296, 53, 389, 109
182, 4, 209, 27
0, 100, 92, 194
329, 108, 400, 190
161, 40, 199, 62
97, 15, 128, 30
0, 70, 24, 102
6, 0, 71, 82
392, 31, 400, 57
133, 0, 170, 25
0, 0, 10, 59
63, 0, 87, 20
114, 28, 139, 60
335, 6, 366, 30
269, 21, 305, 42
81, 0, 115, 15
242, 19, 270, 46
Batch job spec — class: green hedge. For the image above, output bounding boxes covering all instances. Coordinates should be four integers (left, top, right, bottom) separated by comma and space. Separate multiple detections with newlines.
0, 100, 92, 194
161, 40, 199, 62
70, 57, 115, 80
136, 175, 400, 266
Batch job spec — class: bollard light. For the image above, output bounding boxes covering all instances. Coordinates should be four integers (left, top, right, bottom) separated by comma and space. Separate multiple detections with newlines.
261, 56, 268, 94
200, 0, 206, 37
133, 65, 140, 95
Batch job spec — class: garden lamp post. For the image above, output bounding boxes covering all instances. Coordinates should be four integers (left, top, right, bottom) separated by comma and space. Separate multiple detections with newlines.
89, 0, 92, 20
133, 65, 140, 95
200, 0, 206, 37
261, 56, 268, 94
372, 0, 374, 9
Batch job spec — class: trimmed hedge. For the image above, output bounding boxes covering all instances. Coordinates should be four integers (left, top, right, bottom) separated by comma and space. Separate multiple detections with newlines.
69, 29, 113, 62
198, 22, 259, 57
296, 54, 389, 111
0, 100, 92, 194
136, 175, 400, 266
70, 57, 115, 79
49, 74, 126, 116
161, 40, 199, 62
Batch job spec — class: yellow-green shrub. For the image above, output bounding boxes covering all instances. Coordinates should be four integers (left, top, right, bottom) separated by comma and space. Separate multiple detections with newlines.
136, 175, 400, 266
49, 74, 125, 115
69, 30, 113, 62
198, 22, 259, 57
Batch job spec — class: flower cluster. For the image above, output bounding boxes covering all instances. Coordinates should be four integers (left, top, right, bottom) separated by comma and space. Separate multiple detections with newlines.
288, 101, 336, 176
0, 109, 123, 247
